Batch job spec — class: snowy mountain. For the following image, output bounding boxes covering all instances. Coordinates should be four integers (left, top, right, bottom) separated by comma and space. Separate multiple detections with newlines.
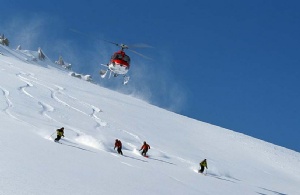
0, 44, 299, 195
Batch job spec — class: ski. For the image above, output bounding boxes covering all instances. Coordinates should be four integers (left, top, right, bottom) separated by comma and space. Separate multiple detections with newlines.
99, 69, 108, 78
123, 75, 130, 85
141, 153, 149, 158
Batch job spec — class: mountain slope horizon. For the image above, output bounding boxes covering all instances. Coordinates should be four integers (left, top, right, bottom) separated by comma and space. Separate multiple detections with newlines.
0, 45, 299, 195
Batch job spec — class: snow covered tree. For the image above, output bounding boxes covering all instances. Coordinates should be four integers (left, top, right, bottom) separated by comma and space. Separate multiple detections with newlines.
0, 34, 10, 46
55, 55, 72, 70
38, 47, 45, 60
56, 55, 65, 65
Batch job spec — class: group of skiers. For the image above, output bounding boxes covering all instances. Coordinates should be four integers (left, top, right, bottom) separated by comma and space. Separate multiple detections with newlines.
114, 139, 151, 157
53, 127, 152, 157
53, 127, 208, 173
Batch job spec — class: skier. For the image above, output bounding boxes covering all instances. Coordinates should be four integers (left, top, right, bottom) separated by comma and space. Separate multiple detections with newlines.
140, 141, 150, 157
198, 159, 208, 173
54, 127, 64, 142
114, 139, 123, 155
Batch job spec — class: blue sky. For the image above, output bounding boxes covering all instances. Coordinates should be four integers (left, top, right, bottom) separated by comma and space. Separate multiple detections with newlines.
1, 0, 299, 152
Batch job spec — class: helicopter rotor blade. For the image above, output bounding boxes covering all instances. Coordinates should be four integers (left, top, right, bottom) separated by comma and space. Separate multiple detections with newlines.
102, 39, 120, 47
128, 43, 154, 49
69, 29, 98, 41
70, 29, 152, 59
70, 29, 119, 46
129, 49, 152, 60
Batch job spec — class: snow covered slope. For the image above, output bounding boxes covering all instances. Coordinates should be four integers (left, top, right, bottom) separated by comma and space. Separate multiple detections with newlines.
0, 45, 299, 195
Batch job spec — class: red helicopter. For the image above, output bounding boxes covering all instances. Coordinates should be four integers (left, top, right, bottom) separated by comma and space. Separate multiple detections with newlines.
99, 42, 151, 85
69, 29, 150, 85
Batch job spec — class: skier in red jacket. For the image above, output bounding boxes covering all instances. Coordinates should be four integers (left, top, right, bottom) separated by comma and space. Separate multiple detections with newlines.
140, 141, 150, 156
114, 139, 123, 155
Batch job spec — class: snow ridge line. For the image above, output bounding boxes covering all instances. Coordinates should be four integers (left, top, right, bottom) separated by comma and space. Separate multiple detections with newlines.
0, 46, 31, 63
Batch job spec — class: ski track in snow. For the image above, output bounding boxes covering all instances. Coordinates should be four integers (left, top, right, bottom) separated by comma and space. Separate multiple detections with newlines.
0, 59, 13, 68
17, 73, 107, 130
0, 85, 42, 132
17, 73, 54, 119
37, 102, 54, 119
51, 87, 88, 115
120, 129, 141, 141
0, 86, 17, 119
121, 161, 135, 167
0, 72, 57, 132
14, 72, 100, 147
50, 83, 107, 127
18, 83, 34, 98
54, 87, 107, 127
51, 86, 108, 130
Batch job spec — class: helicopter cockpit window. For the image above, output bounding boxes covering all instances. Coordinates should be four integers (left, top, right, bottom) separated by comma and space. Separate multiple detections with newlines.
111, 53, 121, 59
117, 54, 122, 59
123, 55, 130, 63
111, 54, 117, 60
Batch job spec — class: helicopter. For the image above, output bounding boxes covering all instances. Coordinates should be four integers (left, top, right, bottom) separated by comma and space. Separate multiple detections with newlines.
99, 42, 151, 85
69, 29, 151, 85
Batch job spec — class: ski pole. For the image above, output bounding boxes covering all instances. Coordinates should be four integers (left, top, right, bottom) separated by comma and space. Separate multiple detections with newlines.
48, 131, 56, 139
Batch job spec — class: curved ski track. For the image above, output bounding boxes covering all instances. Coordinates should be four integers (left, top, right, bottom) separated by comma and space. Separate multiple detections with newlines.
0, 86, 17, 119
16, 73, 104, 136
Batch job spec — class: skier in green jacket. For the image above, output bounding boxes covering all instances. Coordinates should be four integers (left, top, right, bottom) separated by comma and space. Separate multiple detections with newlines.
54, 127, 64, 142
198, 159, 208, 173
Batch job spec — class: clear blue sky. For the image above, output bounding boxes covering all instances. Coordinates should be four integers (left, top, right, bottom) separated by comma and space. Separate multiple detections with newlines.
1, 0, 300, 152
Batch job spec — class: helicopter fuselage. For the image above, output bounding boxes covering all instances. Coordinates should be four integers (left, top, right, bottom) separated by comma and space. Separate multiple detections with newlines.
108, 61, 129, 75
108, 50, 130, 75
